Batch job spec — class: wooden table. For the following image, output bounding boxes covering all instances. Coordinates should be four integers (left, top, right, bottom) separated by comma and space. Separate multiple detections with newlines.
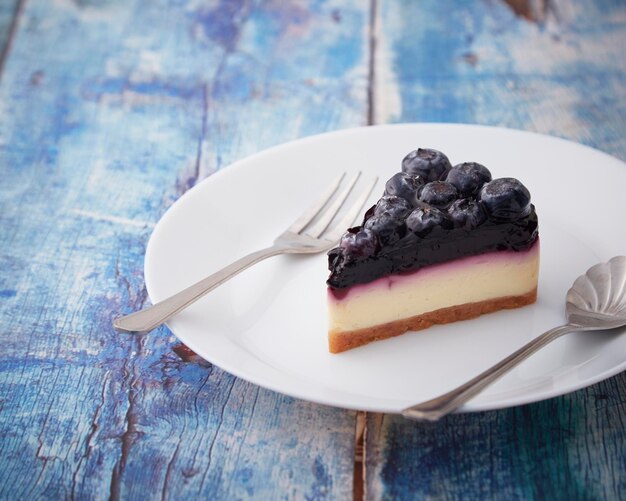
1, 1, 625, 499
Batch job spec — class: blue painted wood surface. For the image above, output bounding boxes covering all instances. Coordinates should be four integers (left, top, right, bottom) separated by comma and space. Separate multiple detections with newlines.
0, 0, 625, 500
0, 0, 367, 498
366, 0, 626, 499
0, 0, 19, 72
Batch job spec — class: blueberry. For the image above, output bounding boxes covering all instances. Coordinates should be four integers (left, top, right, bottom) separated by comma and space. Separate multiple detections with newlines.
384, 172, 423, 204
406, 202, 451, 236
479, 177, 531, 220
445, 162, 492, 197
374, 195, 413, 218
361, 204, 377, 225
419, 181, 459, 209
447, 198, 487, 229
339, 227, 379, 257
364, 212, 406, 245
401, 148, 452, 182
327, 247, 342, 268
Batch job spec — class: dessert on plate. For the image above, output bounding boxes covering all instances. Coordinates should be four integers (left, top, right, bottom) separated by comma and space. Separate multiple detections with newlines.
326, 148, 539, 353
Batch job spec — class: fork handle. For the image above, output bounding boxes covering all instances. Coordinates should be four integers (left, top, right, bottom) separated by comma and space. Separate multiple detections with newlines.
401, 323, 579, 421
113, 244, 288, 333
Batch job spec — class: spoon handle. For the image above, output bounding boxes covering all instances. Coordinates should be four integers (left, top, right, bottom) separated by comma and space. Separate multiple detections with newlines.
402, 323, 578, 421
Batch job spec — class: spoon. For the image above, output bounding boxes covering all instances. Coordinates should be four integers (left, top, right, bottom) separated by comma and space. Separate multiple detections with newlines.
402, 255, 626, 422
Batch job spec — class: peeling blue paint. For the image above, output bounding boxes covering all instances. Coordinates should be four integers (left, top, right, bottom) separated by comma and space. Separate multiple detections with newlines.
306, 455, 332, 501
82, 77, 201, 102
194, 0, 249, 51
2, 0, 623, 499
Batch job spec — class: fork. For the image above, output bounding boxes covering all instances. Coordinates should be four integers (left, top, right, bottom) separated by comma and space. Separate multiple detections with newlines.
113, 172, 378, 333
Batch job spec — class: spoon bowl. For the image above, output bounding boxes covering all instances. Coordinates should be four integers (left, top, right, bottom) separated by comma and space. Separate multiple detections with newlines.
566, 256, 626, 329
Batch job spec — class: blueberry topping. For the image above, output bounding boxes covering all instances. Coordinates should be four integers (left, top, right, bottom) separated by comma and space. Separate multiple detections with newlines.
445, 162, 492, 197
419, 181, 459, 209
447, 198, 487, 229
384, 172, 423, 204
364, 212, 406, 245
480, 177, 531, 220
361, 204, 377, 225
406, 202, 451, 236
374, 195, 413, 218
401, 148, 452, 182
327, 147, 539, 291
339, 227, 379, 257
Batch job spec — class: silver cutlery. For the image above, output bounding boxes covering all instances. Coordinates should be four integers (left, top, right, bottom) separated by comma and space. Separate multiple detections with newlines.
114, 172, 378, 334
403, 255, 626, 421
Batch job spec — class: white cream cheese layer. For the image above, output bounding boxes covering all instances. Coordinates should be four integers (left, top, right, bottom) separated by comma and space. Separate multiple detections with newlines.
328, 245, 539, 333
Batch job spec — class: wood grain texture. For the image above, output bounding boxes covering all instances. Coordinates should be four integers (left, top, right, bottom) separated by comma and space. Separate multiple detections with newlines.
0, 0, 20, 76
366, 0, 626, 498
0, 0, 369, 498
366, 375, 626, 500
374, 0, 626, 159
2, 0, 625, 499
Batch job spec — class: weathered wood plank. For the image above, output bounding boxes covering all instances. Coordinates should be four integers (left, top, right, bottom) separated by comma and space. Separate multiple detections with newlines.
374, 0, 626, 159
366, 373, 626, 500
0, 0, 370, 498
367, 0, 626, 498
5, 0, 624, 498
0, 0, 20, 75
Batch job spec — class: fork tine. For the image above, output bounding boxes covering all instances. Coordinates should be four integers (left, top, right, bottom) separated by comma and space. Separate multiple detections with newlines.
288, 172, 345, 234
324, 176, 379, 242
305, 172, 361, 238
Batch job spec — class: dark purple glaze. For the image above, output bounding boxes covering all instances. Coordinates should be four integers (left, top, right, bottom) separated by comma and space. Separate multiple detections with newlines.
327, 155, 539, 292
327, 209, 538, 292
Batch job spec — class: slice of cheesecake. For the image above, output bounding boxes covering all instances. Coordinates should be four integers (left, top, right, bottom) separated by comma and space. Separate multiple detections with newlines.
326, 148, 539, 353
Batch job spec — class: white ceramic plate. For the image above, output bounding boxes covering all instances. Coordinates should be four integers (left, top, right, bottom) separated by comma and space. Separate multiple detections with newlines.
145, 124, 626, 414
